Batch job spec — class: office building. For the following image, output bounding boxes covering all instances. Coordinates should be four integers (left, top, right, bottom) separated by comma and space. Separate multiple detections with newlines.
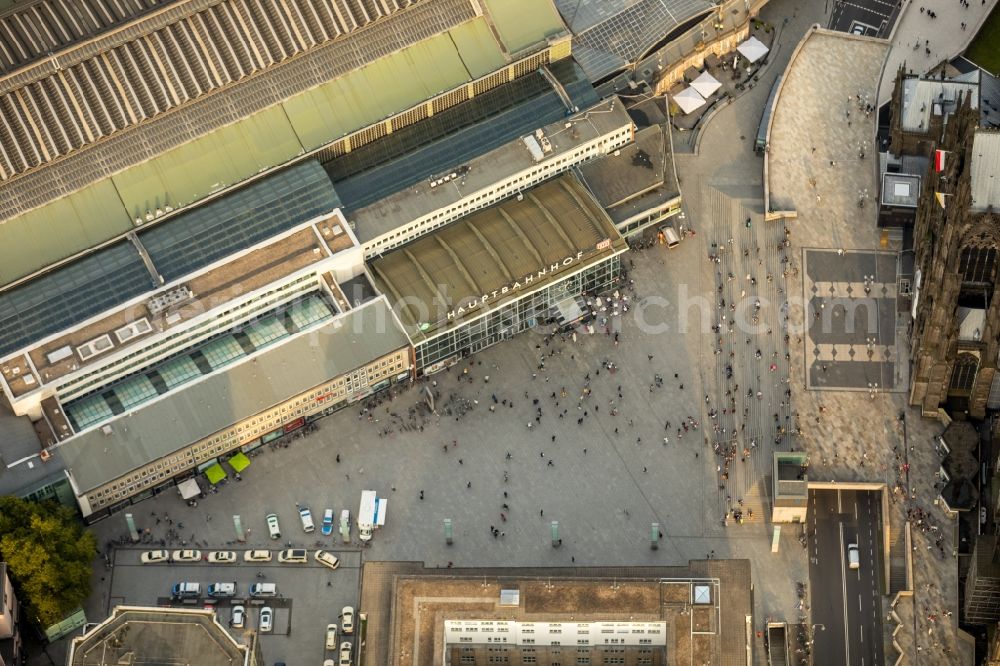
359, 559, 753, 666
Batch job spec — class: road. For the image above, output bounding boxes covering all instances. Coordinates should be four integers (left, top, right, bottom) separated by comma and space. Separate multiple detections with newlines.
808, 489, 883, 666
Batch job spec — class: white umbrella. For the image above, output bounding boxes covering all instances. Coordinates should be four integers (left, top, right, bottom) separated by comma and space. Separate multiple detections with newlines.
690, 71, 722, 98
673, 87, 707, 115
737, 35, 769, 63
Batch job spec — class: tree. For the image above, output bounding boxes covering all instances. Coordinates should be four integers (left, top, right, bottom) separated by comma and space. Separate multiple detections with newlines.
0, 496, 95, 627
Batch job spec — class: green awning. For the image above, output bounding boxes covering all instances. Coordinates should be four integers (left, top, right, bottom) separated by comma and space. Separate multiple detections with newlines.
205, 463, 227, 485
228, 452, 251, 473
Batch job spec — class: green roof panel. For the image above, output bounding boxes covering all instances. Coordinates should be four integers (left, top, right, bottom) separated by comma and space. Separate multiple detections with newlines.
284, 30, 477, 151
483, 0, 565, 54
0, 178, 132, 287
112, 106, 303, 219
449, 18, 508, 79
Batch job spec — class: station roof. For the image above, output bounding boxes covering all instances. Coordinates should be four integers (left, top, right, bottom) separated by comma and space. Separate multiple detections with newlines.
554, 0, 714, 82
368, 173, 625, 340
0, 0, 567, 287
880, 173, 920, 208
971, 131, 1000, 212
349, 97, 633, 243
330, 59, 599, 212
57, 298, 410, 494
67, 607, 246, 666
0, 161, 339, 359
138, 161, 340, 283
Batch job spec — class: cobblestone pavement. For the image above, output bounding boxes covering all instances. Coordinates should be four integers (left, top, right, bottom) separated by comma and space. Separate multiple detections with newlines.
768, 24, 959, 665
877, 0, 999, 105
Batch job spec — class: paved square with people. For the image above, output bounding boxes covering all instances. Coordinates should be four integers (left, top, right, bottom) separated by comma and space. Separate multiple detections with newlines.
803, 248, 900, 391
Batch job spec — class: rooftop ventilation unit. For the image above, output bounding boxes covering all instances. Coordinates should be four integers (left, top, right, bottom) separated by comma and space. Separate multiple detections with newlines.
148, 286, 194, 315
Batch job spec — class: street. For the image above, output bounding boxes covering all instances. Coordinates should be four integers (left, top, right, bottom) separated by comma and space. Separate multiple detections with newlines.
808, 489, 883, 666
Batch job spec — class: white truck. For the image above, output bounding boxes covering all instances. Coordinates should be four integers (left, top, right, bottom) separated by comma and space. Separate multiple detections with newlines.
357, 490, 387, 541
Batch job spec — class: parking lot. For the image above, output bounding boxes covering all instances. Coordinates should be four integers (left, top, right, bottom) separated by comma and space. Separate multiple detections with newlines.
829, 0, 903, 37
107, 547, 361, 664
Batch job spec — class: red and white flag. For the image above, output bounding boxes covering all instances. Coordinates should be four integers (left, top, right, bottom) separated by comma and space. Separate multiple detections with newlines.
934, 149, 947, 172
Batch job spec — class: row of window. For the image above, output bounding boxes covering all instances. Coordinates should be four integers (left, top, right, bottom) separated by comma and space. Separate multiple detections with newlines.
364, 128, 632, 257
86, 351, 408, 508
58, 273, 319, 402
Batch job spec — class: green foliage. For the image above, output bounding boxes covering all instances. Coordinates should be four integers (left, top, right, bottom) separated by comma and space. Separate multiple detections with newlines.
966, 4, 1000, 76
0, 496, 96, 626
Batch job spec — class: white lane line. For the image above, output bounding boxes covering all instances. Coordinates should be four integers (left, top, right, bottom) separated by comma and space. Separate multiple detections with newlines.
840, 522, 850, 666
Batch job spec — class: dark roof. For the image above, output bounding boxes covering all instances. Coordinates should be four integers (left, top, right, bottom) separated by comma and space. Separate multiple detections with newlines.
578, 126, 667, 208
139, 161, 340, 283
0, 161, 339, 358
0, 242, 151, 358
331, 60, 599, 212
0, 398, 65, 497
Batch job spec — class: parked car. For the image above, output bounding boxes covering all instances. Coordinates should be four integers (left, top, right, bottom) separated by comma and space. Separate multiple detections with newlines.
207, 582, 237, 598
325, 623, 338, 650
244, 549, 272, 563
266, 513, 281, 539
141, 550, 169, 564
277, 548, 307, 563
299, 507, 315, 533
171, 549, 201, 562
338, 641, 352, 666
324, 661, 335, 666
207, 551, 236, 564
321, 509, 334, 536
315, 550, 340, 570
341, 606, 354, 634
259, 607, 273, 632
249, 583, 278, 597
230, 605, 245, 628
171, 582, 200, 598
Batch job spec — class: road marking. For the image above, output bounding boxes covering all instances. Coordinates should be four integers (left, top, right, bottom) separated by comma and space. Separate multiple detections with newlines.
838, 490, 842, 513
860, 623, 864, 642
854, 500, 858, 520
839, 522, 850, 666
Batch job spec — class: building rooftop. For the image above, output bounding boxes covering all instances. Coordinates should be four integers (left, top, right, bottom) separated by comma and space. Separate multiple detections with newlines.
578, 125, 671, 208
0, 396, 64, 496
0, 161, 339, 360
330, 59, 599, 212
56, 297, 410, 494
900, 78, 979, 132
881, 173, 921, 208
970, 131, 1000, 212
0, 0, 566, 288
360, 560, 753, 666
348, 96, 633, 244
67, 606, 250, 666
367, 173, 626, 340
774, 452, 808, 499
554, 0, 714, 82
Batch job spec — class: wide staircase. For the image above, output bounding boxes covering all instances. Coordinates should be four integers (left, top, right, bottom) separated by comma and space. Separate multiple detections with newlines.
766, 622, 788, 666
888, 522, 909, 593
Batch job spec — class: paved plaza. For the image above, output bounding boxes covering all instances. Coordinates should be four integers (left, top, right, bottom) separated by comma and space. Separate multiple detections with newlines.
803, 248, 901, 391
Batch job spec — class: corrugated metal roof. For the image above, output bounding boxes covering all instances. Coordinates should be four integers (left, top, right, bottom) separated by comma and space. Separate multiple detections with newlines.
971, 131, 1000, 212
57, 297, 410, 493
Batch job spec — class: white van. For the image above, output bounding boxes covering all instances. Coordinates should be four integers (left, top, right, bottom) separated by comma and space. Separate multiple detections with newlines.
172, 582, 200, 598
207, 582, 237, 598
249, 582, 278, 597
847, 543, 860, 569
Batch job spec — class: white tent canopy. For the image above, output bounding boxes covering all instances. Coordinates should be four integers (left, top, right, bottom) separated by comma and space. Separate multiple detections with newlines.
690, 71, 722, 98
673, 87, 706, 115
737, 36, 769, 63
177, 477, 201, 500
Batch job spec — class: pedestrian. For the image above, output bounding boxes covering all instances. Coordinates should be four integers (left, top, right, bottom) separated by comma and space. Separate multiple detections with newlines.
419, 490, 424, 500
458, 458, 463, 465
336, 454, 340, 463
540, 509, 544, 516
467, 481, 472, 488
643, 467, 647, 473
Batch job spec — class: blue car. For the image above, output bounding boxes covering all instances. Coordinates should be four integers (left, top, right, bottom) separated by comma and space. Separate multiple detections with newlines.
321, 508, 334, 536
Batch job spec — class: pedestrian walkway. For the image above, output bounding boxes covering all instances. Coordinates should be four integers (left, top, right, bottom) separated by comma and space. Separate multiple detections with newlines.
877, 0, 998, 105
